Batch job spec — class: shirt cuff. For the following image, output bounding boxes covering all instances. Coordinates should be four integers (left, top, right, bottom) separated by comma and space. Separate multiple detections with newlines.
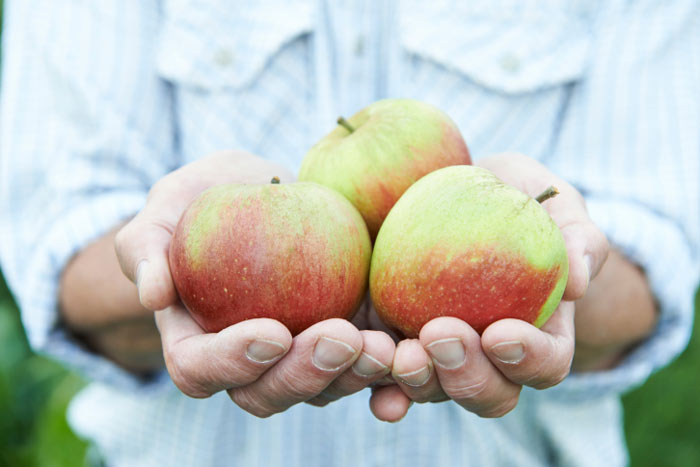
547, 196, 698, 400
18, 189, 172, 394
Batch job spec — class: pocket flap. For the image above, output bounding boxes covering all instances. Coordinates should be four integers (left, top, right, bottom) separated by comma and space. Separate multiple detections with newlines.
401, 3, 593, 94
156, 2, 312, 90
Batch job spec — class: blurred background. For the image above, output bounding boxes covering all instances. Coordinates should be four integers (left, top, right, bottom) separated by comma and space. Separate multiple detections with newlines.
0, 3, 698, 466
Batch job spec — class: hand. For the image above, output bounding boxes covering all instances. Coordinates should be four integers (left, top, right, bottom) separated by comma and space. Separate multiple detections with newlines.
381, 153, 609, 419
115, 151, 395, 417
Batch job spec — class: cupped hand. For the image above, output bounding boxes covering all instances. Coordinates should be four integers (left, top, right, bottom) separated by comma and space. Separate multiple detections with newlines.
114, 151, 394, 417
374, 153, 609, 420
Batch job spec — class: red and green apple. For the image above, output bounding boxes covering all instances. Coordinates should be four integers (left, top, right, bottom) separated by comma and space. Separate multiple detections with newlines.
298, 98, 471, 240
169, 179, 372, 335
369, 165, 568, 337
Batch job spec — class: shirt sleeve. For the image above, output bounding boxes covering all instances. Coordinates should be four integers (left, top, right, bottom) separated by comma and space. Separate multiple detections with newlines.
0, 0, 177, 391
545, 0, 700, 400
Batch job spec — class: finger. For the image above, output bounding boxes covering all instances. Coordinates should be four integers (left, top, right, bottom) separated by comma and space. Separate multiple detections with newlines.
527, 177, 608, 301
370, 384, 413, 422
481, 301, 575, 389
115, 215, 177, 311
391, 339, 448, 403
228, 319, 363, 418
476, 153, 609, 300
306, 330, 394, 407
559, 220, 609, 300
156, 308, 293, 398
419, 317, 521, 418
114, 166, 208, 311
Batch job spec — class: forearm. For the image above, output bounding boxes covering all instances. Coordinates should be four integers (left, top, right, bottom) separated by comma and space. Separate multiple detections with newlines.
59, 225, 163, 373
572, 249, 657, 371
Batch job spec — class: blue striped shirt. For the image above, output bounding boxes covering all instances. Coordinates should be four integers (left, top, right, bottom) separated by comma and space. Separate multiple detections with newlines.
1, 1, 698, 466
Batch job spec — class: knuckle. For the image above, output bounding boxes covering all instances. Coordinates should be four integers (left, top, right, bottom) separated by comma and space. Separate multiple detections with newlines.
228, 388, 278, 418
147, 177, 169, 201
208, 354, 255, 389
208, 336, 261, 387
444, 379, 489, 402
552, 363, 572, 385
531, 365, 571, 390
275, 369, 327, 400
594, 229, 610, 258
228, 367, 334, 418
477, 394, 520, 419
113, 227, 126, 251
113, 225, 134, 259
405, 386, 445, 404
522, 341, 572, 390
148, 218, 175, 237
166, 353, 211, 399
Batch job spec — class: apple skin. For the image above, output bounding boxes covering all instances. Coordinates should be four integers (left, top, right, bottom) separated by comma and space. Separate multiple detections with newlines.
169, 181, 372, 335
298, 99, 471, 240
369, 165, 568, 338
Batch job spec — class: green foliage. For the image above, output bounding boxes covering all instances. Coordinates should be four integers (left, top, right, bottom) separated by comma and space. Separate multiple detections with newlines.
623, 288, 700, 467
0, 272, 88, 467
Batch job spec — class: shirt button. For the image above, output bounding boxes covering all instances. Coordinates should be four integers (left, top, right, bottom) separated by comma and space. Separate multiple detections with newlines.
499, 53, 521, 74
214, 48, 234, 67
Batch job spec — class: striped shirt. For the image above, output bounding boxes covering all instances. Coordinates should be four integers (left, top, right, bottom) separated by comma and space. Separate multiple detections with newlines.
1, 1, 698, 466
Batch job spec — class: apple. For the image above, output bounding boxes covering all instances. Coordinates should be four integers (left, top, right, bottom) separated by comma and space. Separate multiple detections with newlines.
169, 178, 372, 335
298, 99, 471, 240
369, 165, 568, 337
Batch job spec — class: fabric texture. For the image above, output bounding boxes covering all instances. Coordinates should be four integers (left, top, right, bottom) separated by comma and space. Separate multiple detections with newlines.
1, 0, 698, 465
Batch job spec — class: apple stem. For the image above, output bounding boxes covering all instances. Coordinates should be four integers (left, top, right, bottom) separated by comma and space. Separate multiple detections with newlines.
535, 186, 559, 203
337, 117, 355, 133
271, 176, 281, 184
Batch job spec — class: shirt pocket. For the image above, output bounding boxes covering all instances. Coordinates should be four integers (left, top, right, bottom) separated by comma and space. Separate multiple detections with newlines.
155, 1, 313, 91
400, 2, 594, 95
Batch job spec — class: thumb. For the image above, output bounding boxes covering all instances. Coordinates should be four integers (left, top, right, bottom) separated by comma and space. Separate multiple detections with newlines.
115, 212, 178, 311
559, 219, 609, 301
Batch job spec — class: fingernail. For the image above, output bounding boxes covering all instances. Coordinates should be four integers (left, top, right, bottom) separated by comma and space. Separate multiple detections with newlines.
490, 341, 525, 364
426, 338, 466, 369
246, 339, 287, 363
313, 337, 357, 371
396, 366, 431, 387
136, 260, 149, 304
352, 352, 388, 377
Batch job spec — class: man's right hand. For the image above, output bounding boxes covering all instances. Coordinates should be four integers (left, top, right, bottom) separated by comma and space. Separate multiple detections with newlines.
115, 151, 396, 417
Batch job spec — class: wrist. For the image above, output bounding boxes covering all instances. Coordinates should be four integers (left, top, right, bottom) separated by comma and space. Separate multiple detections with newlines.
572, 249, 657, 371
59, 225, 149, 330
59, 224, 164, 374
74, 315, 164, 374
